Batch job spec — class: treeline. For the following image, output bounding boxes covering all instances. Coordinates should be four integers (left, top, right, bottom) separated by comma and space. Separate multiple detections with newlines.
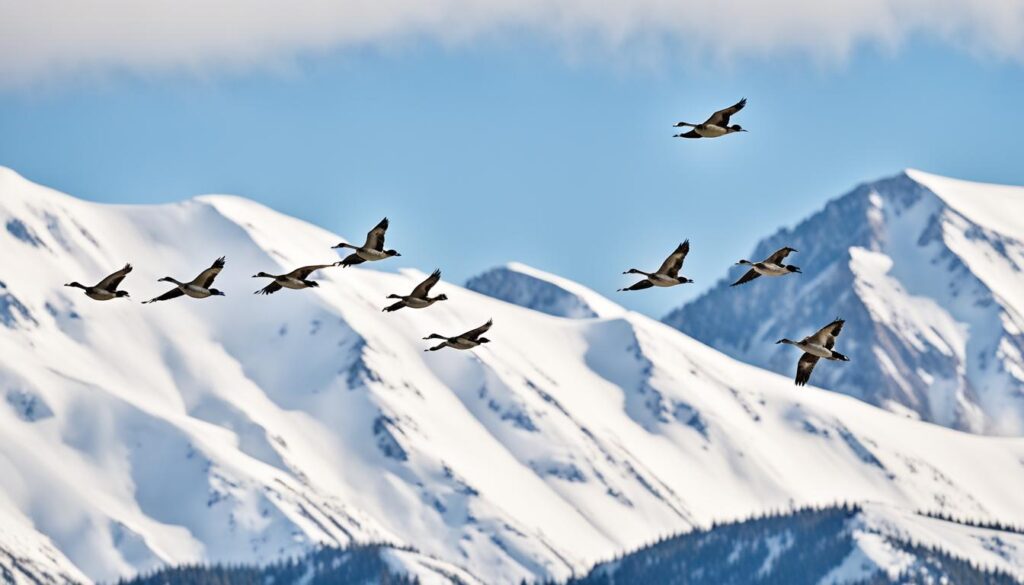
543, 503, 1022, 585
117, 543, 421, 585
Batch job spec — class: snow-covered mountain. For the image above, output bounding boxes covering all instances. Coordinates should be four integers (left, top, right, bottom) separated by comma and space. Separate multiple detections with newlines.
5, 167, 1024, 584
667, 170, 1024, 436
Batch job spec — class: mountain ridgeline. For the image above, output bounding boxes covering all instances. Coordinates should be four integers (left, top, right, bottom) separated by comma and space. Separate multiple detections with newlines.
667, 170, 1024, 435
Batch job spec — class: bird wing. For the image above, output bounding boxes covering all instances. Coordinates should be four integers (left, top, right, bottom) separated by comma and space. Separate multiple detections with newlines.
255, 282, 283, 295
658, 240, 690, 277
289, 264, 335, 280
807, 318, 845, 349
705, 98, 746, 126
795, 353, 820, 386
193, 257, 226, 288
730, 268, 761, 287
339, 253, 366, 267
364, 217, 389, 251
765, 246, 797, 265
142, 287, 184, 304
410, 269, 441, 298
96, 263, 132, 290
675, 129, 702, 139
462, 319, 493, 341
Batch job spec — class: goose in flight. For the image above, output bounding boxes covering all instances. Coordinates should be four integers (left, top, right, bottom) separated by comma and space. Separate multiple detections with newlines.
619, 241, 693, 292
384, 269, 448, 312
253, 263, 338, 295
731, 246, 801, 287
673, 98, 748, 139
423, 319, 492, 351
64, 263, 133, 300
142, 257, 227, 304
332, 217, 401, 267
777, 318, 850, 386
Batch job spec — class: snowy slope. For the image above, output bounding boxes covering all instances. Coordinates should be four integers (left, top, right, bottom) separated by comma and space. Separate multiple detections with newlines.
668, 170, 1024, 435
5, 167, 1024, 583
466, 262, 626, 319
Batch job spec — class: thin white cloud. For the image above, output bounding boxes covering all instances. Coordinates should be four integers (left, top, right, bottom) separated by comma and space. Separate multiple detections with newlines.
1, 0, 1022, 87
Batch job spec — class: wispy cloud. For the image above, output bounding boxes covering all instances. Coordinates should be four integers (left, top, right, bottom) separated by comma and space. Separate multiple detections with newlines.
2, 0, 1023, 87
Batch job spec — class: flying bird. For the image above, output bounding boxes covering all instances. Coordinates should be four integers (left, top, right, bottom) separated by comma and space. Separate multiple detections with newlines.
423, 319, 492, 351
673, 98, 748, 139
619, 241, 693, 292
142, 257, 227, 304
777, 318, 850, 386
333, 217, 401, 267
64, 263, 133, 300
731, 246, 801, 287
383, 269, 448, 312
252, 264, 338, 295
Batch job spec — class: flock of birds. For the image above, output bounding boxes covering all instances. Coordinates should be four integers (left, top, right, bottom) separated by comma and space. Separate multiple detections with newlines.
62, 99, 849, 384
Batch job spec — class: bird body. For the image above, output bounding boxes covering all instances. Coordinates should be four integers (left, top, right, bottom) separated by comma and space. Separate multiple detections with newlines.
333, 217, 401, 267
253, 264, 336, 295
423, 319, 492, 351
64, 264, 133, 301
619, 241, 693, 292
777, 319, 850, 386
143, 257, 227, 304
732, 247, 801, 286
673, 98, 748, 139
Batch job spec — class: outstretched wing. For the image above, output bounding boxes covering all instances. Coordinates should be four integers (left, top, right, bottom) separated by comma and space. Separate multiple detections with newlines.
255, 282, 283, 295
705, 98, 746, 127
730, 268, 761, 287
383, 300, 406, 312
795, 353, 820, 386
364, 217, 389, 251
619, 280, 654, 292
765, 246, 797, 265
288, 264, 335, 280
339, 253, 366, 267
142, 288, 184, 304
807, 318, 845, 349
193, 257, 226, 288
96, 263, 132, 290
658, 240, 690, 277
462, 319, 493, 341
675, 129, 702, 139
410, 269, 441, 299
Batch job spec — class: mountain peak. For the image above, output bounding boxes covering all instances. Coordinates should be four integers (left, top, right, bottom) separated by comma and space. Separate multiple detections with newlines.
466, 262, 625, 319
668, 170, 1024, 435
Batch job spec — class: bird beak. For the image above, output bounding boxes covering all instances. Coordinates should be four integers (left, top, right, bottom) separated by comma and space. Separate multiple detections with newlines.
741, 129, 749, 132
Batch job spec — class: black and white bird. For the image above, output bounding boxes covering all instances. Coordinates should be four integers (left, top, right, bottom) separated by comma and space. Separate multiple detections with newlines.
777, 318, 850, 386
64, 263, 133, 300
384, 269, 448, 312
731, 246, 801, 287
142, 257, 227, 304
423, 319, 492, 351
673, 98, 748, 139
252, 264, 338, 295
619, 241, 693, 292
332, 218, 401, 267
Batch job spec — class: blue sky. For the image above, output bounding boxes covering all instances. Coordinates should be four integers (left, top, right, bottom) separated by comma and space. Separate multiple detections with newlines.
2, 31, 1022, 316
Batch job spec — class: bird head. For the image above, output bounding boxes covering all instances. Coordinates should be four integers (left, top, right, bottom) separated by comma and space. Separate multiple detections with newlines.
436, 294, 449, 302
787, 265, 802, 274
386, 250, 401, 257
730, 125, 747, 132
211, 289, 226, 296
116, 290, 130, 298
